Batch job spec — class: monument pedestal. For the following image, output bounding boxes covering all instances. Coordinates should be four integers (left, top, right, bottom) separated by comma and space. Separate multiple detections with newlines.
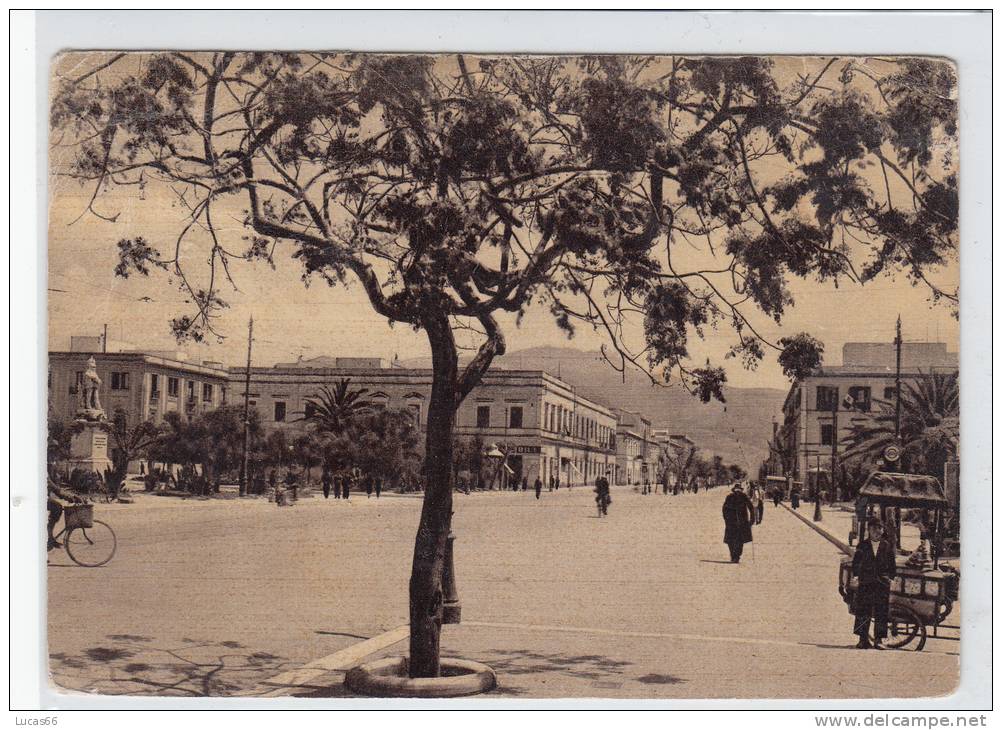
68, 421, 113, 475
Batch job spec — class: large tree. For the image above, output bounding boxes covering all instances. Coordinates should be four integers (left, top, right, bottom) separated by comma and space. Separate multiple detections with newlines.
841, 370, 959, 478
51, 53, 957, 677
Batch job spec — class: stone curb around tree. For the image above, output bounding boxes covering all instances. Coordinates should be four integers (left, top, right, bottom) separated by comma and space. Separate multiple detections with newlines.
344, 656, 496, 698
781, 502, 852, 556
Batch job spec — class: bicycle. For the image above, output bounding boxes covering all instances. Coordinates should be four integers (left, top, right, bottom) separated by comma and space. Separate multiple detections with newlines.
595, 492, 610, 518
49, 503, 117, 567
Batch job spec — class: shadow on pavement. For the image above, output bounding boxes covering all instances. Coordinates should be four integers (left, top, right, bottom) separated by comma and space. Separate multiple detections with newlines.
49, 634, 299, 697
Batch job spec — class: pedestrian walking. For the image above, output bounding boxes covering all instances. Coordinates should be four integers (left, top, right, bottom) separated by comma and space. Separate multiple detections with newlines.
790, 484, 801, 510
365, 475, 373, 499
342, 474, 351, 501
375, 476, 382, 499
268, 469, 277, 495
321, 467, 332, 500
772, 487, 781, 508
850, 519, 896, 649
548, 474, 555, 492
332, 474, 342, 499
722, 485, 755, 563
284, 469, 299, 502
750, 482, 765, 524
534, 476, 542, 500
522, 475, 528, 492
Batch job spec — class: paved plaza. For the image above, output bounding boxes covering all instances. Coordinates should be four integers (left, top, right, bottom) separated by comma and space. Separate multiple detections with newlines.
47, 486, 959, 700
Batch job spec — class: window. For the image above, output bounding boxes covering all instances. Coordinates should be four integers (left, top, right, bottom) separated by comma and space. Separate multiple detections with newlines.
408, 402, 421, 426
274, 401, 287, 422
883, 386, 896, 401
71, 371, 84, 394
167, 377, 179, 398
509, 406, 523, 429
543, 404, 550, 431
150, 374, 160, 400
110, 372, 129, 390
816, 385, 838, 411
847, 386, 871, 412
820, 423, 834, 446
202, 383, 213, 402
476, 405, 491, 428
186, 380, 196, 401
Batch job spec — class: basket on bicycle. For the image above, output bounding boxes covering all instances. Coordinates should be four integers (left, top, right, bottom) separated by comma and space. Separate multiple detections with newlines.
64, 504, 94, 529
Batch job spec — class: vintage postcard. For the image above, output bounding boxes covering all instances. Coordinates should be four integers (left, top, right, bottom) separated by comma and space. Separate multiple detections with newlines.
45, 50, 961, 701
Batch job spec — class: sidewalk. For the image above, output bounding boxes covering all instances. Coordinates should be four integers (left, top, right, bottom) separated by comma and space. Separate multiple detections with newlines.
782, 501, 855, 555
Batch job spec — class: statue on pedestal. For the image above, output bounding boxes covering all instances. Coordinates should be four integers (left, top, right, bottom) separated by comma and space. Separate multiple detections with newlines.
77, 356, 105, 421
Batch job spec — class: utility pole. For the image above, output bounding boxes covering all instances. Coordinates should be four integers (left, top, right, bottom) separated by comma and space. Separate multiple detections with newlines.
830, 396, 838, 504
239, 316, 253, 497
894, 315, 903, 441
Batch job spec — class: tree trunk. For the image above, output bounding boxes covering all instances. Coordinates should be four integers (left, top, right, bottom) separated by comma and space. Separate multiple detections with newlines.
408, 315, 459, 678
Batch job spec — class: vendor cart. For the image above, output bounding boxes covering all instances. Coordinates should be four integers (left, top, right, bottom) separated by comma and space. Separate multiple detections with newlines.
838, 472, 959, 651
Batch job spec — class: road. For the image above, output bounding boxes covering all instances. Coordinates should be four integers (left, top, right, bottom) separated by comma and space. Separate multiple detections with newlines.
47, 485, 959, 699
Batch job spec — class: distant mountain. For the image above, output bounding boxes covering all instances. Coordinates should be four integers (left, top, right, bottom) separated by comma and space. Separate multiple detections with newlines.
400, 346, 788, 473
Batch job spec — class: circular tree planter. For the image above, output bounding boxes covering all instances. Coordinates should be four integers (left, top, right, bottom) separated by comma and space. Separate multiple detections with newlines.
345, 656, 496, 698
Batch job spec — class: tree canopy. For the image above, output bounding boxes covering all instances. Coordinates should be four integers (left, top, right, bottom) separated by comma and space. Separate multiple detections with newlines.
52, 53, 958, 399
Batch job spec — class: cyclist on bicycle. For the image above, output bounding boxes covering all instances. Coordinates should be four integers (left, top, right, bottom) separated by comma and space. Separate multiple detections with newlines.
595, 470, 611, 516
47, 477, 83, 550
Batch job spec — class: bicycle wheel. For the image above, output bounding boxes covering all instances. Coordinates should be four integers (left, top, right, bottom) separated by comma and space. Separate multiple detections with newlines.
64, 520, 117, 567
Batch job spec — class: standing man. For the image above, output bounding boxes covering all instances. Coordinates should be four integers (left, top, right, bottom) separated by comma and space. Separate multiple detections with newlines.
342, 472, 351, 501
534, 475, 543, 500
548, 474, 555, 492
321, 466, 332, 500
751, 482, 765, 525
790, 483, 801, 510
722, 485, 755, 563
375, 476, 382, 499
850, 518, 896, 649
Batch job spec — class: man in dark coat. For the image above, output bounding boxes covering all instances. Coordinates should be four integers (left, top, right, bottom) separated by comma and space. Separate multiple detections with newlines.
722, 485, 755, 563
321, 467, 332, 500
851, 518, 897, 649
534, 476, 543, 500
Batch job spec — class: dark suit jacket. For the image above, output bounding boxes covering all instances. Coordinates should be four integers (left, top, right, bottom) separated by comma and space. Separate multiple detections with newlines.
852, 538, 897, 588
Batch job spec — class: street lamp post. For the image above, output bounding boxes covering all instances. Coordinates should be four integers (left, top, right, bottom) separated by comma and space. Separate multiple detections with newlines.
813, 451, 823, 522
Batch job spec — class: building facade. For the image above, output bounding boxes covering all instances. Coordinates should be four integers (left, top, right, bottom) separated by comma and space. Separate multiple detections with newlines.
780, 342, 958, 491
230, 358, 618, 488
614, 409, 659, 485
48, 351, 230, 428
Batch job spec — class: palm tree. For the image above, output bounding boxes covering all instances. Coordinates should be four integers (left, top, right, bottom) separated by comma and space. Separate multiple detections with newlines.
841, 371, 959, 478
107, 409, 163, 475
298, 378, 374, 435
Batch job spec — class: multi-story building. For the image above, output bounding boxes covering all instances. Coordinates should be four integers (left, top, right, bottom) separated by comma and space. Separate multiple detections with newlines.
229, 357, 618, 487
48, 350, 230, 428
614, 409, 659, 485
780, 341, 958, 493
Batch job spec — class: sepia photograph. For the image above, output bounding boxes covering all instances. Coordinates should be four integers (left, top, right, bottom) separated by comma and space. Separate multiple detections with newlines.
13, 9, 992, 716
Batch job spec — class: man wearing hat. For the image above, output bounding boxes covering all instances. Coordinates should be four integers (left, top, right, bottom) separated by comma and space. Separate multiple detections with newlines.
721, 484, 755, 563
850, 518, 897, 649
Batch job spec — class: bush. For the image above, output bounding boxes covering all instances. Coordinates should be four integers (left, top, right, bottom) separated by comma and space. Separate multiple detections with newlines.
68, 467, 103, 496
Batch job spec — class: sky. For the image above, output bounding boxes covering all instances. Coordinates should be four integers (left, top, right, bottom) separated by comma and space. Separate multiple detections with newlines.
46, 53, 959, 390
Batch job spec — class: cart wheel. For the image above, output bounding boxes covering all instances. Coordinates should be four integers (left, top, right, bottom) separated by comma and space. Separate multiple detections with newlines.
877, 606, 926, 651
